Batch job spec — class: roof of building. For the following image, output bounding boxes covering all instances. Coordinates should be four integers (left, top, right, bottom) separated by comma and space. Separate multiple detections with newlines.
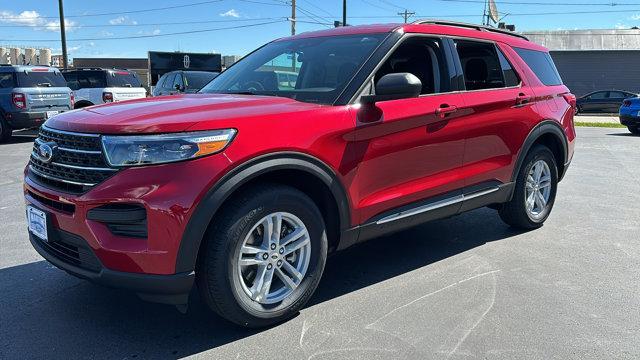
521, 29, 640, 51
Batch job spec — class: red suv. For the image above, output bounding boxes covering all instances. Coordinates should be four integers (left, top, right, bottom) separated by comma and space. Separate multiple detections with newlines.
24, 21, 575, 327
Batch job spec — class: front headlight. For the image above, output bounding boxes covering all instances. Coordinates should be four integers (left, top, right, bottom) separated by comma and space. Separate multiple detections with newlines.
101, 129, 236, 167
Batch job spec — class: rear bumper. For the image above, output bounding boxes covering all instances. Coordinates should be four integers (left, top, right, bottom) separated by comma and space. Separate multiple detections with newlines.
5, 111, 65, 129
619, 114, 640, 127
29, 230, 194, 305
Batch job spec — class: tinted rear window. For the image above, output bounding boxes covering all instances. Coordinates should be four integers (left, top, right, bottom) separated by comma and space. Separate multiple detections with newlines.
107, 71, 142, 87
184, 72, 217, 90
514, 48, 562, 86
17, 71, 67, 87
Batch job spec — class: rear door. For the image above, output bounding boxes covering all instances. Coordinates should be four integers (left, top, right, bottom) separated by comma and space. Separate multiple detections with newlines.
452, 39, 538, 190
607, 91, 628, 113
582, 91, 609, 112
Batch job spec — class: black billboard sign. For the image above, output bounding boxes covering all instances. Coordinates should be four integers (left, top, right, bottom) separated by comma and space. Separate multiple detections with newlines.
148, 51, 222, 86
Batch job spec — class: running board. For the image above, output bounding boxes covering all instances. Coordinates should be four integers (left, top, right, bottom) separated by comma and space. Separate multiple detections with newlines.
376, 186, 500, 225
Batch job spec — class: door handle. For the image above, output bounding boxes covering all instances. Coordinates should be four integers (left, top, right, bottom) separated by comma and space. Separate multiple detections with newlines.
435, 104, 458, 119
516, 93, 532, 105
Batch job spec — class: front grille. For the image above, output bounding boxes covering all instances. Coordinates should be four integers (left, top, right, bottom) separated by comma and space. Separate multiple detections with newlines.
27, 190, 75, 214
31, 229, 102, 273
28, 126, 118, 194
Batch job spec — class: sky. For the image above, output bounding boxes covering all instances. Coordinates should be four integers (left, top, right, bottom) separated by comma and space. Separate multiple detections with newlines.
1, 0, 639, 59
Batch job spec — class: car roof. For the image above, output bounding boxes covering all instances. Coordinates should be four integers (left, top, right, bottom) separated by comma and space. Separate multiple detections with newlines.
281, 21, 546, 52
0, 65, 60, 72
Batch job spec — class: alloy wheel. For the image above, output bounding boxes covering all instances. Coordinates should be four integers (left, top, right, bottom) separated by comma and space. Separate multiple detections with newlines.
525, 159, 552, 220
236, 212, 311, 305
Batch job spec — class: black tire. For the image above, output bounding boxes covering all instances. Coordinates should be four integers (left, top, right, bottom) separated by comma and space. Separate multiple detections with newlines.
628, 126, 640, 135
499, 145, 558, 229
196, 184, 328, 328
0, 115, 12, 143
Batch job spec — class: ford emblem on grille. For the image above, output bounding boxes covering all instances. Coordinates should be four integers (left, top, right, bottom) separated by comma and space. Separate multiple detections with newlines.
38, 142, 56, 163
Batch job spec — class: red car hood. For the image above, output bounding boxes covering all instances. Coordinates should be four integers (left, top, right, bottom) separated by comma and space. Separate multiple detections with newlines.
46, 94, 324, 134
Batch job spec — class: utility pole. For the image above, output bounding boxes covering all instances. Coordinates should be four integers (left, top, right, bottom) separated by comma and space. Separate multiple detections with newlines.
397, 9, 415, 23
58, 0, 68, 69
290, 0, 296, 35
342, 0, 347, 27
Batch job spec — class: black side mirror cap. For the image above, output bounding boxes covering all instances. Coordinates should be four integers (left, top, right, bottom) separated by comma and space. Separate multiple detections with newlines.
361, 73, 422, 104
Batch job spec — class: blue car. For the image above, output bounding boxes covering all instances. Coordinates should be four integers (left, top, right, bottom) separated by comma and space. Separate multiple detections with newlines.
619, 96, 640, 135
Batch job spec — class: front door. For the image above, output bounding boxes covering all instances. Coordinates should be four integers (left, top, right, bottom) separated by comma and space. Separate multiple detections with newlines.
351, 36, 467, 224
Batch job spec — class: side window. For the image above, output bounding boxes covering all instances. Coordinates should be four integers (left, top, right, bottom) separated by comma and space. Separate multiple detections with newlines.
589, 92, 608, 100
514, 47, 562, 86
0, 73, 15, 88
609, 91, 625, 99
375, 37, 449, 95
173, 73, 184, 90
496, 48, 520, 87
156, 74, 167, 88
454, 40, 506, 91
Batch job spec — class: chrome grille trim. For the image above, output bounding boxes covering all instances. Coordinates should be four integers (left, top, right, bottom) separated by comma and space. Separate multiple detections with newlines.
29, 165, 97, 187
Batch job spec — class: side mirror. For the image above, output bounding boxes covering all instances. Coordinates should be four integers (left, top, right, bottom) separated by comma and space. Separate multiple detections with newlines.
174, 84, 182, 91
361, 73, 422, 104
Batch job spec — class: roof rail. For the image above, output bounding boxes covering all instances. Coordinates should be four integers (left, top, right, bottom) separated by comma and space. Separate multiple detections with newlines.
412, 19, 529, 41
64, 67, 103, 71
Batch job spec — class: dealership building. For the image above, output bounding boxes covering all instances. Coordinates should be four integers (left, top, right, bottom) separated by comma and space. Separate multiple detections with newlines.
521, 29, 640, 96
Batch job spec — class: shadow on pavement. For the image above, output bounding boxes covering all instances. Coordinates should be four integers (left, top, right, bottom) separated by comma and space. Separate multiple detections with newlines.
606, 132, 638, 137
3, 132, 37, 145
0, 208, 522, 359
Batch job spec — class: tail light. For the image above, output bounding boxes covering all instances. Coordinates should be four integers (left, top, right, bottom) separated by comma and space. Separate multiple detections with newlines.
102, 92, 113, 103
70, 92, 75, 108
623, 100, 631, 107
12, 93, 26, 109
562, 93, 577, 113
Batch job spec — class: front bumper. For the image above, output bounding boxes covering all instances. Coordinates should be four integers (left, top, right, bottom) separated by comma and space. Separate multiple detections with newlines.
29, 231, 194, 304
6, 110, 66, 129
24, 153, 232, 303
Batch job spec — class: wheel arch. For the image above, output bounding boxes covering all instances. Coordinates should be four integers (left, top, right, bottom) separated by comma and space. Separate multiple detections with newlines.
512, 120, 568, 183
175, 152, 352, 274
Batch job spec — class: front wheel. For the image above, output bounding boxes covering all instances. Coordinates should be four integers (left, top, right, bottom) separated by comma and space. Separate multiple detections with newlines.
628, 126, 640, 135
196, 184, 327, 328
499, 145, 558, 229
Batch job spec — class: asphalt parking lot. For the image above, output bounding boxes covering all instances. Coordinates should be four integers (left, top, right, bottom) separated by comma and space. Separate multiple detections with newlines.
1, 127, 639, 359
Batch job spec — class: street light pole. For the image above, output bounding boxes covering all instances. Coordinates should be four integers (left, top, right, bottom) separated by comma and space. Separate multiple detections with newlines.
291, 0, 296, 35
342, 0, 347, 26
58, 0, 68, 69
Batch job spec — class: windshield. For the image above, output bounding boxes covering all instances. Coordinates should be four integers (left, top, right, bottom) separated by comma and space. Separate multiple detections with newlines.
184, 71, 218, 90
17, 71, 67, 88
200, 34, 386, 104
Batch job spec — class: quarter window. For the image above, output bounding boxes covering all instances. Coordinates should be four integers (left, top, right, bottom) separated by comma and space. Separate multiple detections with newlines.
0, 73, 15, 88
514, 47, 562, 86
497, 48, 520, 87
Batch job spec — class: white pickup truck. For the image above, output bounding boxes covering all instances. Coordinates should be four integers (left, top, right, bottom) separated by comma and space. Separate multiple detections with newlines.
63, 68, 147, 108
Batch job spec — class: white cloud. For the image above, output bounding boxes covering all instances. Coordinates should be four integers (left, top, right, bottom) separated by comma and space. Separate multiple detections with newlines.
631, 14, 640, 20
100, 30, 115, 37
219, 9, 240, 18
0, 10, 76, 32
136, 28, 161, 36
108, 16, 137, 25
615, 22, 629, 29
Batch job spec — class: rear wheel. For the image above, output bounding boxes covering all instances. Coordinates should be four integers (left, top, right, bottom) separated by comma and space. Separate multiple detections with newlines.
499, 145, 558, 229
196, 184, 327, 328
0, 115, 12, 143
628, 126, 640, 135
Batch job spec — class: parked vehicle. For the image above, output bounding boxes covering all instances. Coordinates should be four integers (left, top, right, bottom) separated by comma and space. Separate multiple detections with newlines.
0, 65, 73, 142
619, 97, 640, 134
152, 70, 219, 96
576, 90, 636, 114
63, 68, 146, 108
25, 21, 575, 328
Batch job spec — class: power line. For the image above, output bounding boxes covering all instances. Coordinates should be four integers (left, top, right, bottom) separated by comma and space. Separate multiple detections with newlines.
0, 20, 285, 42
0, 0, 223, 20
439, 0, 640, 5
0, 17, 285, 28
398, 9, 416, 23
